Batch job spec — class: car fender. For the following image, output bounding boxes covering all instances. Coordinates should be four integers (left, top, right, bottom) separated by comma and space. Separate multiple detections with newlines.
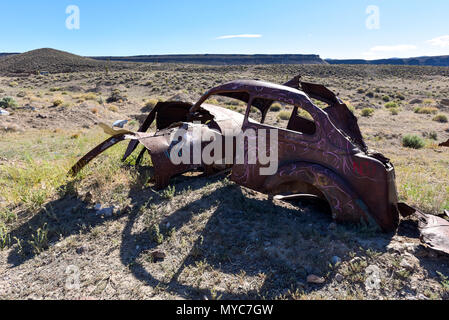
263, 161, 380, 229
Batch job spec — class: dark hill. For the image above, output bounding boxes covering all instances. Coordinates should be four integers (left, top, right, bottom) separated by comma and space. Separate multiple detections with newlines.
0, 48, 129, 75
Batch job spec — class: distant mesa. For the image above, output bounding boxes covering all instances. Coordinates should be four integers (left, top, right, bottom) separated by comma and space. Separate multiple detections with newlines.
326, 56, 449, 67
90, 54, 328, 65
0, 49, 327, 75
1, 48, 449, 75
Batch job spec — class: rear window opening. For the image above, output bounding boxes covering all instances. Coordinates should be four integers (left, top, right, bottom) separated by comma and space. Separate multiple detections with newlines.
249, 99, 316, 136
204, 93, 249, 116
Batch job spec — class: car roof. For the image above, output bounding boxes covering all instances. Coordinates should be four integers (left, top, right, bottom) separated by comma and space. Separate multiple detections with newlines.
208, 79, 309, 97
192, 79, 313, 118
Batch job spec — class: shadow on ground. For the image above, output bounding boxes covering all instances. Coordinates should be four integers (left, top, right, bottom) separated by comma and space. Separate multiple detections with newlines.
6, 169, 449, 299
118, 172, 399, 299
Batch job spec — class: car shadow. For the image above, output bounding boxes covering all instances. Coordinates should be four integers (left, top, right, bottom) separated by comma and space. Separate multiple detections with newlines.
119, 175, 398, 299
6, 189, 119, 267
5, 168, 211, 268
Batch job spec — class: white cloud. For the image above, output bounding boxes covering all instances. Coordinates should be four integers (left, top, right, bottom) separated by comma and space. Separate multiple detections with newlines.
427, 35, 449, 48
369, 44, 417, 52
362, 44, 418, 60
215, 34, 262, 40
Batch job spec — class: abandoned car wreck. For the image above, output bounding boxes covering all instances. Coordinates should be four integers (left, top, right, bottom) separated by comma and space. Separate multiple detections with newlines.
69, 76, 449, 255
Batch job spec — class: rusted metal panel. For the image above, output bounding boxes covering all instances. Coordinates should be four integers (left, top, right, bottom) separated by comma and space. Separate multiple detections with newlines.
205, 80, 399, 231
419, 214, 449, 256
398, 203, 449, 256
69, 134, 126, 176
263, 162, 375, 225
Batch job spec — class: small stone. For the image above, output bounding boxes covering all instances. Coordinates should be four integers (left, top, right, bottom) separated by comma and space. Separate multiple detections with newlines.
0, 108, 9, 116
76, 245, 88, 254
24, 105, 36, 111
151, 250, 166, 261
331, 256, 341, 265
387, 241, 405, 253
307, 274, 325, 284
98, 207, 114, 217
409, 98, 423, 105
84, 192, 93, 203
400, 260, 413, 270
350, 257, 362, 264
417, 294, 429, 300
400, 254, 419, 270
335, 273, 344, 282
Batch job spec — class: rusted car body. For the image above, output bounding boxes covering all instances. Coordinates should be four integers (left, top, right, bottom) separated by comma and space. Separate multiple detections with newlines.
190, 79, 399, 232
70, 76, 426, 234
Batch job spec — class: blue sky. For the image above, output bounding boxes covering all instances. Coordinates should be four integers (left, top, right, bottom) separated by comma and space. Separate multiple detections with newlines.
0, 0, 448, 59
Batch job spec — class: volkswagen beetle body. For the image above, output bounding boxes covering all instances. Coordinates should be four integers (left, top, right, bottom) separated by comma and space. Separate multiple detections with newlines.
70, 76, 400, 232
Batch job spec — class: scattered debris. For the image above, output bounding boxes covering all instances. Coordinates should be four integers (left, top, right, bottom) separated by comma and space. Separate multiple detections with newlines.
96, 206, 114, 217
399, 255, 417, 271
76, 245, 89, 255
307, 274, 325, 284
0, 108, 9, 116
150, 250, 166, 262
334, 273, 344, 282
400, 203, 449, 256
418, 212, 449, 256
112, 119, 128, 128
22, 105, 36, 111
